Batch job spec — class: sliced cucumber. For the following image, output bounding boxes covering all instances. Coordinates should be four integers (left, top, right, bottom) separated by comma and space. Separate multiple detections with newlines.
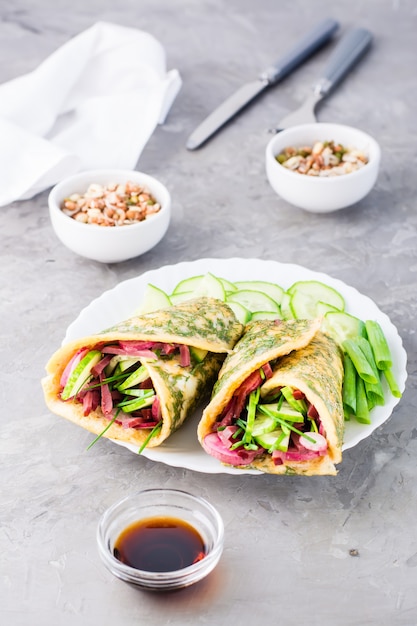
254, 428, 290, 452
290, 291, 337, 319
280, 292, 294, 320
315, 301, 339, 316
290, 291, 317, 319
61, 350, 102, 400
226, 289, 280, 313
189, 346, 208, 362
169, 291, 194, 305
172, 275, 204, 294
322, 311, 366, 346
233, 281, 284, 305
252, 413, 277, 437
226, 301, 252, 325
219, 277, 237, 293
288, 280, 345, 310
117, 365, 149, 391
137, 283, 171, 314
193, 273, 225, 300
250, 310, 282, 322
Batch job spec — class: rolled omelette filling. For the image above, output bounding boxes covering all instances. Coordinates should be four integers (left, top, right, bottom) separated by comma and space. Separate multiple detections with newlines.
42, 297, 243, 448
198, 319, 344, 476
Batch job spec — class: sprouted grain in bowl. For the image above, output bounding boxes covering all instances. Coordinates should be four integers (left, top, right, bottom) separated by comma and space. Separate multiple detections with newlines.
61, 182, 161, 227
275, 141, 369, 177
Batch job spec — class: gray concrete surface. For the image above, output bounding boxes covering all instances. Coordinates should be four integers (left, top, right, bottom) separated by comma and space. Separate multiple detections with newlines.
1, 1, 416, 625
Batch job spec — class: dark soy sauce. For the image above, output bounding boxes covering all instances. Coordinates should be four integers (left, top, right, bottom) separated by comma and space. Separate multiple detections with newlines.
113, 516, 206, 572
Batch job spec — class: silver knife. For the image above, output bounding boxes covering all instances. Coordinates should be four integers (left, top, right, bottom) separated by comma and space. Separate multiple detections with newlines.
186, 17, 339, 150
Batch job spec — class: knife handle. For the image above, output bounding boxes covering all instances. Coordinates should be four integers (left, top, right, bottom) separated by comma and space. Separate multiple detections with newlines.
313, 27, 373, 96
261, 18, 339, 84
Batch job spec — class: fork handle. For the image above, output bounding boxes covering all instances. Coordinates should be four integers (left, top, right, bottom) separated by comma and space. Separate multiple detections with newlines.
314, 27, 372, 96
261, 18, 339, 84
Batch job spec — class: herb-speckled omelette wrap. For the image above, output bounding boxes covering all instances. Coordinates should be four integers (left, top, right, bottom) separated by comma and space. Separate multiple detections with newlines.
42, 298, 243, 449
197, 318, 344, 475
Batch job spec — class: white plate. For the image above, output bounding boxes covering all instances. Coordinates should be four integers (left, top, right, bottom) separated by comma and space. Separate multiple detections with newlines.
65, 258, 407, 474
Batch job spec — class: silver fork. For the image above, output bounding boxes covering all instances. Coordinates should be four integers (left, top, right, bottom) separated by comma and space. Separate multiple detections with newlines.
270, 27, 373, 132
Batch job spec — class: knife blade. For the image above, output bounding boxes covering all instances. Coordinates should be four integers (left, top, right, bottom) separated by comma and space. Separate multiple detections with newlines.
186, 17, 339, 150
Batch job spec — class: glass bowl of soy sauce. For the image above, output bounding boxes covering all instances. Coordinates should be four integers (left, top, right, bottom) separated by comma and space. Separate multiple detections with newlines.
97, 488, 224, 591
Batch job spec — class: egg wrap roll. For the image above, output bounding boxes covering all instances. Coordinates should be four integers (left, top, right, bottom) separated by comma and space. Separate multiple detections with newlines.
42, 297, 243, 448
198, 318, 344, 475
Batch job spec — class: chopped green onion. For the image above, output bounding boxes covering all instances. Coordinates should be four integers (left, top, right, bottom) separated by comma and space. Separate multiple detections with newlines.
355, 377, 371, 424
342, 339, 378, 385
86, 410, 120, 450
244, 442, 260, 451
342, 353, 357, 416
138, 422, 162, 454
357, 337, 385, 407
365, 320, 392, 370
230, 440, 245, 450
382, 368, 402, 398
243, 388, 260, 442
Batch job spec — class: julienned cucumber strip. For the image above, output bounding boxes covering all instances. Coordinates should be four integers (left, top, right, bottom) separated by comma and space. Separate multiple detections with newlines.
62, 350, 102, 400
117, 365, 149, 391
119, 391, 155, 413
280, 387, 307, 414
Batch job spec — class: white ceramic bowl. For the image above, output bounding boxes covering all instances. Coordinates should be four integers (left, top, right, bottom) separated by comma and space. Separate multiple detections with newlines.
265, 123, 381, 213
48, 169, 171, 263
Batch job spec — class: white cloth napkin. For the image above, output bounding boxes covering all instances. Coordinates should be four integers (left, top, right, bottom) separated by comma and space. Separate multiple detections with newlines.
0, 22, 182, 206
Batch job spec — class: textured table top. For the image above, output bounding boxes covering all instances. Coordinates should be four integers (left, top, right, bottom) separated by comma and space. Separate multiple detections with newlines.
1, 1, 416, 625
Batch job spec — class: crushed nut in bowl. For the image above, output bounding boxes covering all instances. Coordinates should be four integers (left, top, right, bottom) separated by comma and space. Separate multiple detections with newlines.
276, 141, 369, 177
49, 170, 171, 263
61, 181, 161, 226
